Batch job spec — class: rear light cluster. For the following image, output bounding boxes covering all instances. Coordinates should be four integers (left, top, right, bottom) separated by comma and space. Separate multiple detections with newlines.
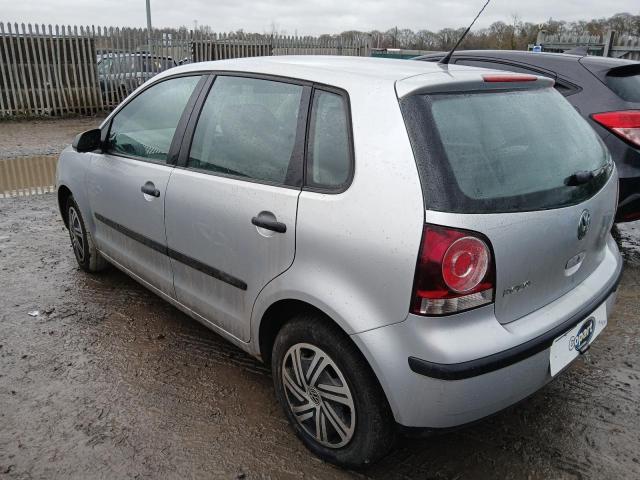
591, 110, 640, 148
411, 224, 495, 316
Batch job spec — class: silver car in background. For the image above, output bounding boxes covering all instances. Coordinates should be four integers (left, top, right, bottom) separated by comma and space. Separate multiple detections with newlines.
56, 57, 623, 467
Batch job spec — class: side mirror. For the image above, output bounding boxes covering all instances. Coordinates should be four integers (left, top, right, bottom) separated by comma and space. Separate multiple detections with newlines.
72, 128, 102, 152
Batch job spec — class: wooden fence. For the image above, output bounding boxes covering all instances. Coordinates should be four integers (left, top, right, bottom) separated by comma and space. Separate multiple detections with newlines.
0, 22, 371, 117
532, 30, 640, 60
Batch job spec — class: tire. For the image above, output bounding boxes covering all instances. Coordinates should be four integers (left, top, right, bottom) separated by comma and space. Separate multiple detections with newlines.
66, 195, 108, 273
272, 314, 397, 468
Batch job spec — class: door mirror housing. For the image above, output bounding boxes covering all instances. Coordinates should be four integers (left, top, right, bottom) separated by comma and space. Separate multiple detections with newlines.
72, 128, 102, 152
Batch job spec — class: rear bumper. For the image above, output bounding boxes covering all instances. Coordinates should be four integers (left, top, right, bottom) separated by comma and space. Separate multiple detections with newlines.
408, 261, 622, 381
351, 236, 623, 428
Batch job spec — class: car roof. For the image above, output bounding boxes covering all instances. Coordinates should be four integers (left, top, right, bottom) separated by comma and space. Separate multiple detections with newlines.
417, 49, 639, 67
418, 50, 582, 62
164, 55, 452, 81
152, 55, 552, 95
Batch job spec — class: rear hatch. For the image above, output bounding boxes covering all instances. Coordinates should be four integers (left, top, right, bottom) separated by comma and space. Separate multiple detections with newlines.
400, 75, 617, 324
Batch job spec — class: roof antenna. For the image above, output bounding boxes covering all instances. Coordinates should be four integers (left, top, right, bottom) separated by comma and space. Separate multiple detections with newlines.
439, 0, 491, 65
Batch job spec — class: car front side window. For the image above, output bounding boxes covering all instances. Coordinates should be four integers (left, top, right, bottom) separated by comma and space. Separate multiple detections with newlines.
106, 75, 201, 163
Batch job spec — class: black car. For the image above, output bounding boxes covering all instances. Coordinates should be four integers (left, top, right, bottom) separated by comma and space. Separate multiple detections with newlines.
416, 50, 640, 222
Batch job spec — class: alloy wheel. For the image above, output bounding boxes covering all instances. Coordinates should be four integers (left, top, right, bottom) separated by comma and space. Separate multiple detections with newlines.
282, 343, 356, 448
68, 206, 85, 263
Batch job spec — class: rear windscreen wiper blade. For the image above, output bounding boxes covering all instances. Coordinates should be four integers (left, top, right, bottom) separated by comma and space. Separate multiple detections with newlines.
565, 170, 594, 186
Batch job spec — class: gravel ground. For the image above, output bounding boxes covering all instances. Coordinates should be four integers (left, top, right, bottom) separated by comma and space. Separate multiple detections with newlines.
0, 119, 639, 479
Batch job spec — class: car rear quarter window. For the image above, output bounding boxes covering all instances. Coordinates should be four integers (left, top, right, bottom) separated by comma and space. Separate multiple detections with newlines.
187, 76, 305, 185
106, 75, 201, 163
306, 89, 352, 190
400, 87, 612, 213
605, 65, 640, 102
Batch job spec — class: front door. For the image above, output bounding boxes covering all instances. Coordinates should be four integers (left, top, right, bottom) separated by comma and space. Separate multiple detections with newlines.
87, 74, 204, 295
164, 75, 310, 341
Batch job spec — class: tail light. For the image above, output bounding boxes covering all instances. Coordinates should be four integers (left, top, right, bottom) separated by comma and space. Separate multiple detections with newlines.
591, 110, 640, 148
482, 74, 537, 83
411, 224, 495, 316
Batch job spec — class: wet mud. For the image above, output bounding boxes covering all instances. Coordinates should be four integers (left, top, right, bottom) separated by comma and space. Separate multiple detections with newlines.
0, 119, 639, 479
0, 117, 105, 159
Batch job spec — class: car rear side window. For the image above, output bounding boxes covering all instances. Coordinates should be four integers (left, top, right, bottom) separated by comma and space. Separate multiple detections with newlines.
400, 87, 612, 213
605, 65, 640, 102
306, 89, 352, 190
188, 76, 304, 185
107, 75, 201, 163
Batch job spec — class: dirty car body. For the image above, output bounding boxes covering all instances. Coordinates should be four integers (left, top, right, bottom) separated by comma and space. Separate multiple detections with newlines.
56, 56, 623, 467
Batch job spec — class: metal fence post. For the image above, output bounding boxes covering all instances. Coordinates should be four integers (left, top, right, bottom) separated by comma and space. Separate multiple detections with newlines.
603, 30, 616, 57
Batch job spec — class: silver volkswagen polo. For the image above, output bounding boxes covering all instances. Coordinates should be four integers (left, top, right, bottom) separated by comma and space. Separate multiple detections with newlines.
56, 56, 623, 467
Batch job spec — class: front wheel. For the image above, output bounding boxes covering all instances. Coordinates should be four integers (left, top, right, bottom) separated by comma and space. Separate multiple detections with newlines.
66, 195, 107, 273
272, 315, 396, 468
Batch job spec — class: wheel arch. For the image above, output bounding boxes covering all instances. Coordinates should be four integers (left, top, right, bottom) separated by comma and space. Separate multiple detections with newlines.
258, 299, 331, 366
57, 184, 73, 228
257, 296, 400, 429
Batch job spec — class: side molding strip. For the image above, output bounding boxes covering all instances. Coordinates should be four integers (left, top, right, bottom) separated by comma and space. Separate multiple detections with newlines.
94, 213, 248, 291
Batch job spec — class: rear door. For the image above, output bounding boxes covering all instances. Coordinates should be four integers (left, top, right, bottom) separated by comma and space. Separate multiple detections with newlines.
400, 85, 618, 324
164, 75, 310, 341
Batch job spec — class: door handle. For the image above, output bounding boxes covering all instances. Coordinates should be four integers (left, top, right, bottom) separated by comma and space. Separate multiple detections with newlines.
251, 213, 287, 233
141, 181, 160, 198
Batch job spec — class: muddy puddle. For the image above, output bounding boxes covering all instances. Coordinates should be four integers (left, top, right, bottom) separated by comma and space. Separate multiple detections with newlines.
0, 155, 59, 198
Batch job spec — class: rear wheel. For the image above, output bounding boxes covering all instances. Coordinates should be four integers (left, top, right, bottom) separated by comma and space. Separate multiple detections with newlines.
272, 315, 396, 468
66, 196, 107, 273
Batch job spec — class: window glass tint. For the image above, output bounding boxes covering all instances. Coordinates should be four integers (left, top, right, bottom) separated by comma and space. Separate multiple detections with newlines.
605, 67, 640, 102
307, 90, 351, 189
188, 76, 303, 184
107, 75, 200, 162
115, 56, 130, 73
97, 58, 112, 74
400, 88, 611, 213
553, 81, 578, 96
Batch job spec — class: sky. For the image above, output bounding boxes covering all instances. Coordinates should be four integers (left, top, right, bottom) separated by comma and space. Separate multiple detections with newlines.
0, 0, 638, 35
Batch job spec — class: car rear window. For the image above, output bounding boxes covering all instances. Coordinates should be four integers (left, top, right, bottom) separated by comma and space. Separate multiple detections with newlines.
400, 87, 612, 213
605, 65, 640, 102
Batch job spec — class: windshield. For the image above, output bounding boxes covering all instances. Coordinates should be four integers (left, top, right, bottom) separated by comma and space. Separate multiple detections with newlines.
400, 87, 612, 213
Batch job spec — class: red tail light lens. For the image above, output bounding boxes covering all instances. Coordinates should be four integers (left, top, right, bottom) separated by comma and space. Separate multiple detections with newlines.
411, 224, 495, 316
442, 237, 490, 292
591, 110, 640, 148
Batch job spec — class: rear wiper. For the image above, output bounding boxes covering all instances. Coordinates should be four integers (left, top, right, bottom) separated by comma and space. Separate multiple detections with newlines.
565, 170, 594, 186
565, 162, 611, 186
